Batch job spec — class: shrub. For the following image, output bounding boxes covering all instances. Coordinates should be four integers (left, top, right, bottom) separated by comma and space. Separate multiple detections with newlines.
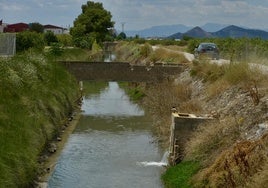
16, 31, 45, 52
49, 42, 64, 56
140, 43, 152, 58
56, 34, 73, 47
44, 31, 58, 46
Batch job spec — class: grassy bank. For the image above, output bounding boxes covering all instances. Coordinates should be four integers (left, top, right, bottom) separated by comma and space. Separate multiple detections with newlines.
0, 51, 79, 187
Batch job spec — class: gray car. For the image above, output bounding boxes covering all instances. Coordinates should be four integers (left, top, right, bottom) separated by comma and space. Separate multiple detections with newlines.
194, 43, 219, 60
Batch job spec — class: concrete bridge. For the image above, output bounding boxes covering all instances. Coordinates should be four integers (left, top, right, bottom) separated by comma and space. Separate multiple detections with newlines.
60, 61, 186, 82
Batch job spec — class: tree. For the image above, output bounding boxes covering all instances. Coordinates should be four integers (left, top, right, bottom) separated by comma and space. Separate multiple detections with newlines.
29, 22, 44, 33
70, 1, 114, 48
44, 31, 58, 46
16, 31, 45, 52
117, 32, 126, 40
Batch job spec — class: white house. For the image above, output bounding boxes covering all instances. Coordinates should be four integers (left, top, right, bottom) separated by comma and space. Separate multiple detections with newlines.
43, 24, 68, 35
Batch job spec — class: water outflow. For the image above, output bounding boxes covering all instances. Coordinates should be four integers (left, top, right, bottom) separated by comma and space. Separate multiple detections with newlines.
137, 151, 169, 167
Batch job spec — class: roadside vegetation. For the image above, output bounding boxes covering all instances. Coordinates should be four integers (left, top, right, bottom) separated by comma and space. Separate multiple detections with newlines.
115, 41, 189, 65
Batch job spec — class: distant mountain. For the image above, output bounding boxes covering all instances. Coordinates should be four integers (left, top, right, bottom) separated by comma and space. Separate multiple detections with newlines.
213, 25, 268, 39
125, 24, 192, 38
168, 26, 212, 39
184, 26, 213, 38
168, 25, 268, 39
124, 23, 268, 39
201, 23, 227, 32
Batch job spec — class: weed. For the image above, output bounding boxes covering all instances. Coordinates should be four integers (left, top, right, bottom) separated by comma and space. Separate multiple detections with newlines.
162, 161, 200, 188
192, 134, 268, 187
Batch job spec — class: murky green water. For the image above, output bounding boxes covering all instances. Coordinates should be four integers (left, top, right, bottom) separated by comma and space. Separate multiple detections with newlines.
48, 82, 165, 188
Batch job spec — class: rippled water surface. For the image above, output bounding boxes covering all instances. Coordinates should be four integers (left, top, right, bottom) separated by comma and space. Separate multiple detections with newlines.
48, 82, 165, 188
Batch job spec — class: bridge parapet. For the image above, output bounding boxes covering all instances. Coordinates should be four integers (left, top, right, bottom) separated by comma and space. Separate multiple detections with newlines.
60, 61, 186, 82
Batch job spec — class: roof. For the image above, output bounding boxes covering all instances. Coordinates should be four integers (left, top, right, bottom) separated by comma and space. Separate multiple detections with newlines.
43, 24, 63, 29
4, 22, 29, 32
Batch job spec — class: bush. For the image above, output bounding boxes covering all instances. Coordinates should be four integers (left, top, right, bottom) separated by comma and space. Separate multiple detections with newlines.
57, 34, 73, 47
49, 42, 64, 56
44, 31, 58, 46
16, 31, 45, 52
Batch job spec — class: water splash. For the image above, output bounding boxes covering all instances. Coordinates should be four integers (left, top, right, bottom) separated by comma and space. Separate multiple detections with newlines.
137, 151, 169, 167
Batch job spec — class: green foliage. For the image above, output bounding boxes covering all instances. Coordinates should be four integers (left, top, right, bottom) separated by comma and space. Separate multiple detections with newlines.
16, 31, 45, 52
29, 22, 44, 33
44, 31, 58, 46
91, 39, 102, 53
119, 82, 145, 101
56, 34, 73, 47
162, 161, 200, 188
117, 32, 126, 40
70, 1, 114, 48
49, 43, 64, 56
0, 52, 78, 187
72, 34, 95, 49
56, 48, 91, 61
140, 43, 152, 58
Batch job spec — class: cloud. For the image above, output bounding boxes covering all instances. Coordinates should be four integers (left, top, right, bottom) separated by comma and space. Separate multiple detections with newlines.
1, 0, 268, 30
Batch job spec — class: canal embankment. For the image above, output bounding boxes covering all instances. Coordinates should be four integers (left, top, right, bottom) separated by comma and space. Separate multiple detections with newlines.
0, 52, 80, 187
114, 41, 268, 187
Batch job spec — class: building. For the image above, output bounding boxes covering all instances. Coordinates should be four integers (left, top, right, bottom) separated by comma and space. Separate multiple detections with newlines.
4, 22, 29, 33
43, 24, 68, 35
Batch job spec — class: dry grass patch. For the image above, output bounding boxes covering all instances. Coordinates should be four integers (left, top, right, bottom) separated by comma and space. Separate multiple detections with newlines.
185, 117, 241, 163
144, 81, 199, 144
150, 48, 189, 64
207, 79, 231, 98
192, 134, 268, 188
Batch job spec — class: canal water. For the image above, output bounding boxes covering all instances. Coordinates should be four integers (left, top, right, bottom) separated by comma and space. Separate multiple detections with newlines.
47, 82, 166, 188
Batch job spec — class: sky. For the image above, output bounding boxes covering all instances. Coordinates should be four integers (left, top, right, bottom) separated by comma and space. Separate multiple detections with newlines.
1, 0, 268, 31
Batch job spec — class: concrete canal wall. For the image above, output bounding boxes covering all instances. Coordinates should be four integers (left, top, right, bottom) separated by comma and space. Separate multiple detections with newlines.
169, 113, 213, 165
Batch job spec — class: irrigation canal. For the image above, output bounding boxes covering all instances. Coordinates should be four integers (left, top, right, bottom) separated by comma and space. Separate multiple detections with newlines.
47, 81, 167, 188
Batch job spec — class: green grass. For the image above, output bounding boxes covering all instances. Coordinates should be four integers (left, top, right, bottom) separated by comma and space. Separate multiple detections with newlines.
0, 51, 78, 187
56, 48, 91, 61
118, 82, 145, 101
162, 161, 200, 188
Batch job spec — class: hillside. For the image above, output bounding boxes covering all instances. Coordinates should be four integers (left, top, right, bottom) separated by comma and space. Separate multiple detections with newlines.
213, 25, 268, 39
169, 25, 268, 39
124, 23, 268, 39
169, 26, 213, 39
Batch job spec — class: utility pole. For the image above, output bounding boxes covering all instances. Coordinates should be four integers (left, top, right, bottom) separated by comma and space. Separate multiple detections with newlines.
121, 22, 125, 32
